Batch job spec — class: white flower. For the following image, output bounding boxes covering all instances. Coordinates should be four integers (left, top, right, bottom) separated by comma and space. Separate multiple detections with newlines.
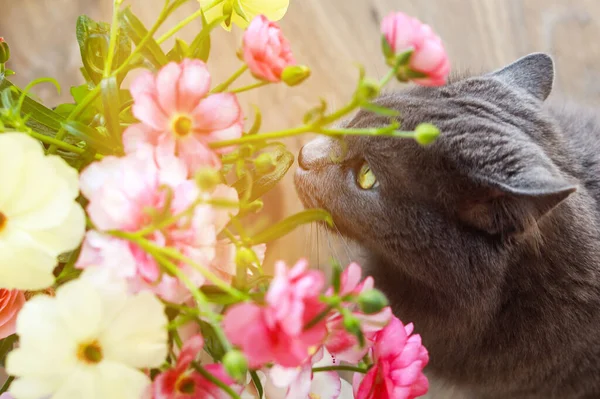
0, 133, 85, 290
264, 348, 355, 399
6, 276, 168, 399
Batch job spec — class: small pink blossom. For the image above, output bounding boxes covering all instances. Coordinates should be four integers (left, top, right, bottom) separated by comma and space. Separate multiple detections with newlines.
0, 289, 24, 339
77, 149, 238, 302
325, 263, 392, 363
0, 37, 4, 43
243, 15, 296, 82
223, 260, 327, 368
151, 334, 237, 399
353, 317, 429, 399
381, 12, 449, 86
124, 59, 243, 172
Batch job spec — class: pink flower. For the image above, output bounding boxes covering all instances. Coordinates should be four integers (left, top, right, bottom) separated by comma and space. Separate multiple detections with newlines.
77, 149, 238, 302
0, 37, 4, 43
381, 12, 449, 86
0, 289, 25, 339
0, 393, 14, 399
124, 59, 243, 172
353, 317, 429, 399
243, 15, 296, 82
325, 263, 392, 363
151, 334, 237, 399
223, 260, 328, 368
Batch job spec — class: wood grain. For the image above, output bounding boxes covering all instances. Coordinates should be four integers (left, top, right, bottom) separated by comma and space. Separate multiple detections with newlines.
2, 0, 600, 271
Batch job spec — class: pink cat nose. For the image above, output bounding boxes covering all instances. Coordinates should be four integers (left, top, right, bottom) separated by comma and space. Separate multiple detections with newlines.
299, 136, 334, 170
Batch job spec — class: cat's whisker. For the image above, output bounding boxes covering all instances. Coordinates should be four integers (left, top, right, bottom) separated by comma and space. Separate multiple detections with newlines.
334, 223, 354, 265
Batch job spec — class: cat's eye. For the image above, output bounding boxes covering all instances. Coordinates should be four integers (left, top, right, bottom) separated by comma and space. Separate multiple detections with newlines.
357, 162, 378, 190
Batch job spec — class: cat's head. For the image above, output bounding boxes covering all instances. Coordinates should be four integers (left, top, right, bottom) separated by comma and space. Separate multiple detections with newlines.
294, 53, 578, 288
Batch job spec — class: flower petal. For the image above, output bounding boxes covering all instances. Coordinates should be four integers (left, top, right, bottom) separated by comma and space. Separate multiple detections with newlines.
192, 93, 242, 132
178, 59, 211, 113
26, 201, 85, 256
155, 62, 182, 115
101, 291, 168, 368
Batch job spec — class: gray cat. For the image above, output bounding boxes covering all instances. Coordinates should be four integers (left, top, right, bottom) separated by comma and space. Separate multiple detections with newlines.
294, 53, 600, 399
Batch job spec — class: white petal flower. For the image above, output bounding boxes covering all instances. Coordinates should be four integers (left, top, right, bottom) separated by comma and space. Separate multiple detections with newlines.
0, 133, 85, 290
6, 277, 168, 399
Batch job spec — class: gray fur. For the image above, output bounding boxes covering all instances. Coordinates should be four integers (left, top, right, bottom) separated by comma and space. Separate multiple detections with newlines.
294, 53, 600, 398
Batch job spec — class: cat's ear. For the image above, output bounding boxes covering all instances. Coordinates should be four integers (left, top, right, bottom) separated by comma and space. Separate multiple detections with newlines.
488, 53, 555, 101
458, 165, 576, 236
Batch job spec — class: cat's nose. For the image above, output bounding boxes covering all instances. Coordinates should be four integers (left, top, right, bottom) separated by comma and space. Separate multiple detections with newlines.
299, 136, 334, 170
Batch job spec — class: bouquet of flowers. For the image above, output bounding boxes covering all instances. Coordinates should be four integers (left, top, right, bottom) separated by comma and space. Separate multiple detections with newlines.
0, 1, 450, 398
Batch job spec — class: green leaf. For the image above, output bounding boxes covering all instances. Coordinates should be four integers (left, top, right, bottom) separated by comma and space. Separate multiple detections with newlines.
303, 98, 328, 125
76, 15, 109, 84
199, 286, 242, 306
120, 7, 169, 68
247, 105, 262, 135
77, 15, 131, 83
232, 145, 294, 203
249, 209, 333, 245
54, 103, 76, 117
61, 120, 112, 154
361, 102, 400, 117
0, 78, 66, 134
199, 320, 226, 361
167, 38, 189, 62
188, 15, 227, 62
100, 76, 123, 153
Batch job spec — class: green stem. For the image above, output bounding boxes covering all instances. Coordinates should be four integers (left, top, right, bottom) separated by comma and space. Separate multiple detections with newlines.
229, 81, 269, 94
104, 0, 124, 77
0, 376, 14, 394
321, 127, 415, 138
304, 304, 335, 331
28, 130, 102, 159
212, 65, 249, 93
157, 8, 204, 44
110, 230, 247, 301
154, 251, 232, 353
193, 362, 242, 399
47, 86, 101, 154
161, 246, 247, 302
312, 365, 369, 374
210, 125, 311, 148
379, 67, 396, 87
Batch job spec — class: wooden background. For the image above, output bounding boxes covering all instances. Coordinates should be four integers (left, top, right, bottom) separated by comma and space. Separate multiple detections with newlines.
3, 0, 600, 270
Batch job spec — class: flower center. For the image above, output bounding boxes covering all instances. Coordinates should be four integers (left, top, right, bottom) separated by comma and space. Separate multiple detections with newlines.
172, 115, 193, 137
0, 211, 6, 232
309, 394, 321, 399
77, 340, 103, 364
176, 376, 195, 394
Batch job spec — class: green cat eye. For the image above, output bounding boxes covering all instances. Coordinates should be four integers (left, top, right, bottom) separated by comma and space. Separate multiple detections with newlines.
357, 162, 378, 190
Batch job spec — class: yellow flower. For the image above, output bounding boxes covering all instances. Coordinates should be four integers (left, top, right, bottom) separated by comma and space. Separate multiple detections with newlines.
199, 0, 289, 31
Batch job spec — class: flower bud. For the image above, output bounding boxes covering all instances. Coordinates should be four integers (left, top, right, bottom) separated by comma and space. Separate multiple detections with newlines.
355, 78, 380, 103
195, 167, 221, 192
282, 65, 311, 86
223, 350, 248, 382
414, 123, 441, 145
235, 247, 256, 268
0, 38, 10, 64
357, 289, 389, 315
254, 152, 276, 174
